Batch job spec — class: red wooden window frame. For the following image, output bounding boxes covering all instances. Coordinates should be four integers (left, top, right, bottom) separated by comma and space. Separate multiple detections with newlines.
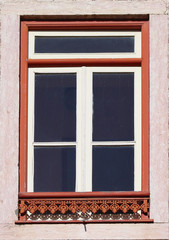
18, 21, 150, 223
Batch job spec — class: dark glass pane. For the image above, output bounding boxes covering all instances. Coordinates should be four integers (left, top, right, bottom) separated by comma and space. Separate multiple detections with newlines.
35, 36, 134, 53
92, 146, 134, 191
93, 73, 134, 141
35, 73, 76, 142
34, 147, 76, 192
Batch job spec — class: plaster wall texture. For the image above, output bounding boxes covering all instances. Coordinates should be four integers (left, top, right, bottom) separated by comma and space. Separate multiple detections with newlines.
0, 0, 168, 239
149, 14, 168, 222
0, 0, 168, 15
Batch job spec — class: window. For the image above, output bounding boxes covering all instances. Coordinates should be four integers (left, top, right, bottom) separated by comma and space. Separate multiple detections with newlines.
27, 67, 141, 193
18, 21, 151, 223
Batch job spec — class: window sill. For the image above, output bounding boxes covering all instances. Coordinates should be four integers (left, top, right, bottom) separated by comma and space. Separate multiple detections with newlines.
18, 191, 152, 223
15, 219, 154, 224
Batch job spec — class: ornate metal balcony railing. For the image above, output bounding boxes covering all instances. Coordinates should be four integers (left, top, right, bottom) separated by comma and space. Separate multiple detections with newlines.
17, 192, 153, 223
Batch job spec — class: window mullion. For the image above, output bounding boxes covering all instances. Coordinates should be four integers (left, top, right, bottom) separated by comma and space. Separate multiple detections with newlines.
84, 67, 93, 191
76, 68, 84, 192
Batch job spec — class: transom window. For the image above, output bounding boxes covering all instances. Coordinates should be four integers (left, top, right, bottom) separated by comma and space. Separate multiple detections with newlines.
29, 31, 141, 59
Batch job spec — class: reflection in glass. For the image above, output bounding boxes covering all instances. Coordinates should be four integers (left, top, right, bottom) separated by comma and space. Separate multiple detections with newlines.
35, 73, 76, 142
35, 36, 134, 53
93, 73, 134, 141
34, 147, 76, 192
92, 146, 134, 191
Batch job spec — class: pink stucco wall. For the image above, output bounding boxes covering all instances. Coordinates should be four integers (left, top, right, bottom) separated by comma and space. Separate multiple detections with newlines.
0, 0, 168, 239
149, 14, 168, 222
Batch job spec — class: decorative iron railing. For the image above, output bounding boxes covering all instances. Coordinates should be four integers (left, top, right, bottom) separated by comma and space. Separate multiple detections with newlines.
17, 192, 153, 223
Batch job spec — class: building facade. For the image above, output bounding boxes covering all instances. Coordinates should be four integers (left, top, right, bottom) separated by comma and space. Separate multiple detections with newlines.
0, 0, 168, 239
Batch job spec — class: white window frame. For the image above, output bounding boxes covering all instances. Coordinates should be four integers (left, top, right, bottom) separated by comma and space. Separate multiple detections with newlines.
27, 67, 141, 193
28, 31, 141, 59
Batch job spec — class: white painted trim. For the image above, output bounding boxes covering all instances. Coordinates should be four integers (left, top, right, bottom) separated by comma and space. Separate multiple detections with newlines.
84, 68, 93, 191
134, 32, 141, 58
28, 31, 141, 59
34, 142, 77, 146
78, 67, 88, 191
28, 67, 81, 74
86, 67, 141, 191
27, 66, 141, 192
93, 141, 136, 146
76, 69, 83, 192
27, 69, 35, 192
27, 67, 81, 192
134, 68, 142, 191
